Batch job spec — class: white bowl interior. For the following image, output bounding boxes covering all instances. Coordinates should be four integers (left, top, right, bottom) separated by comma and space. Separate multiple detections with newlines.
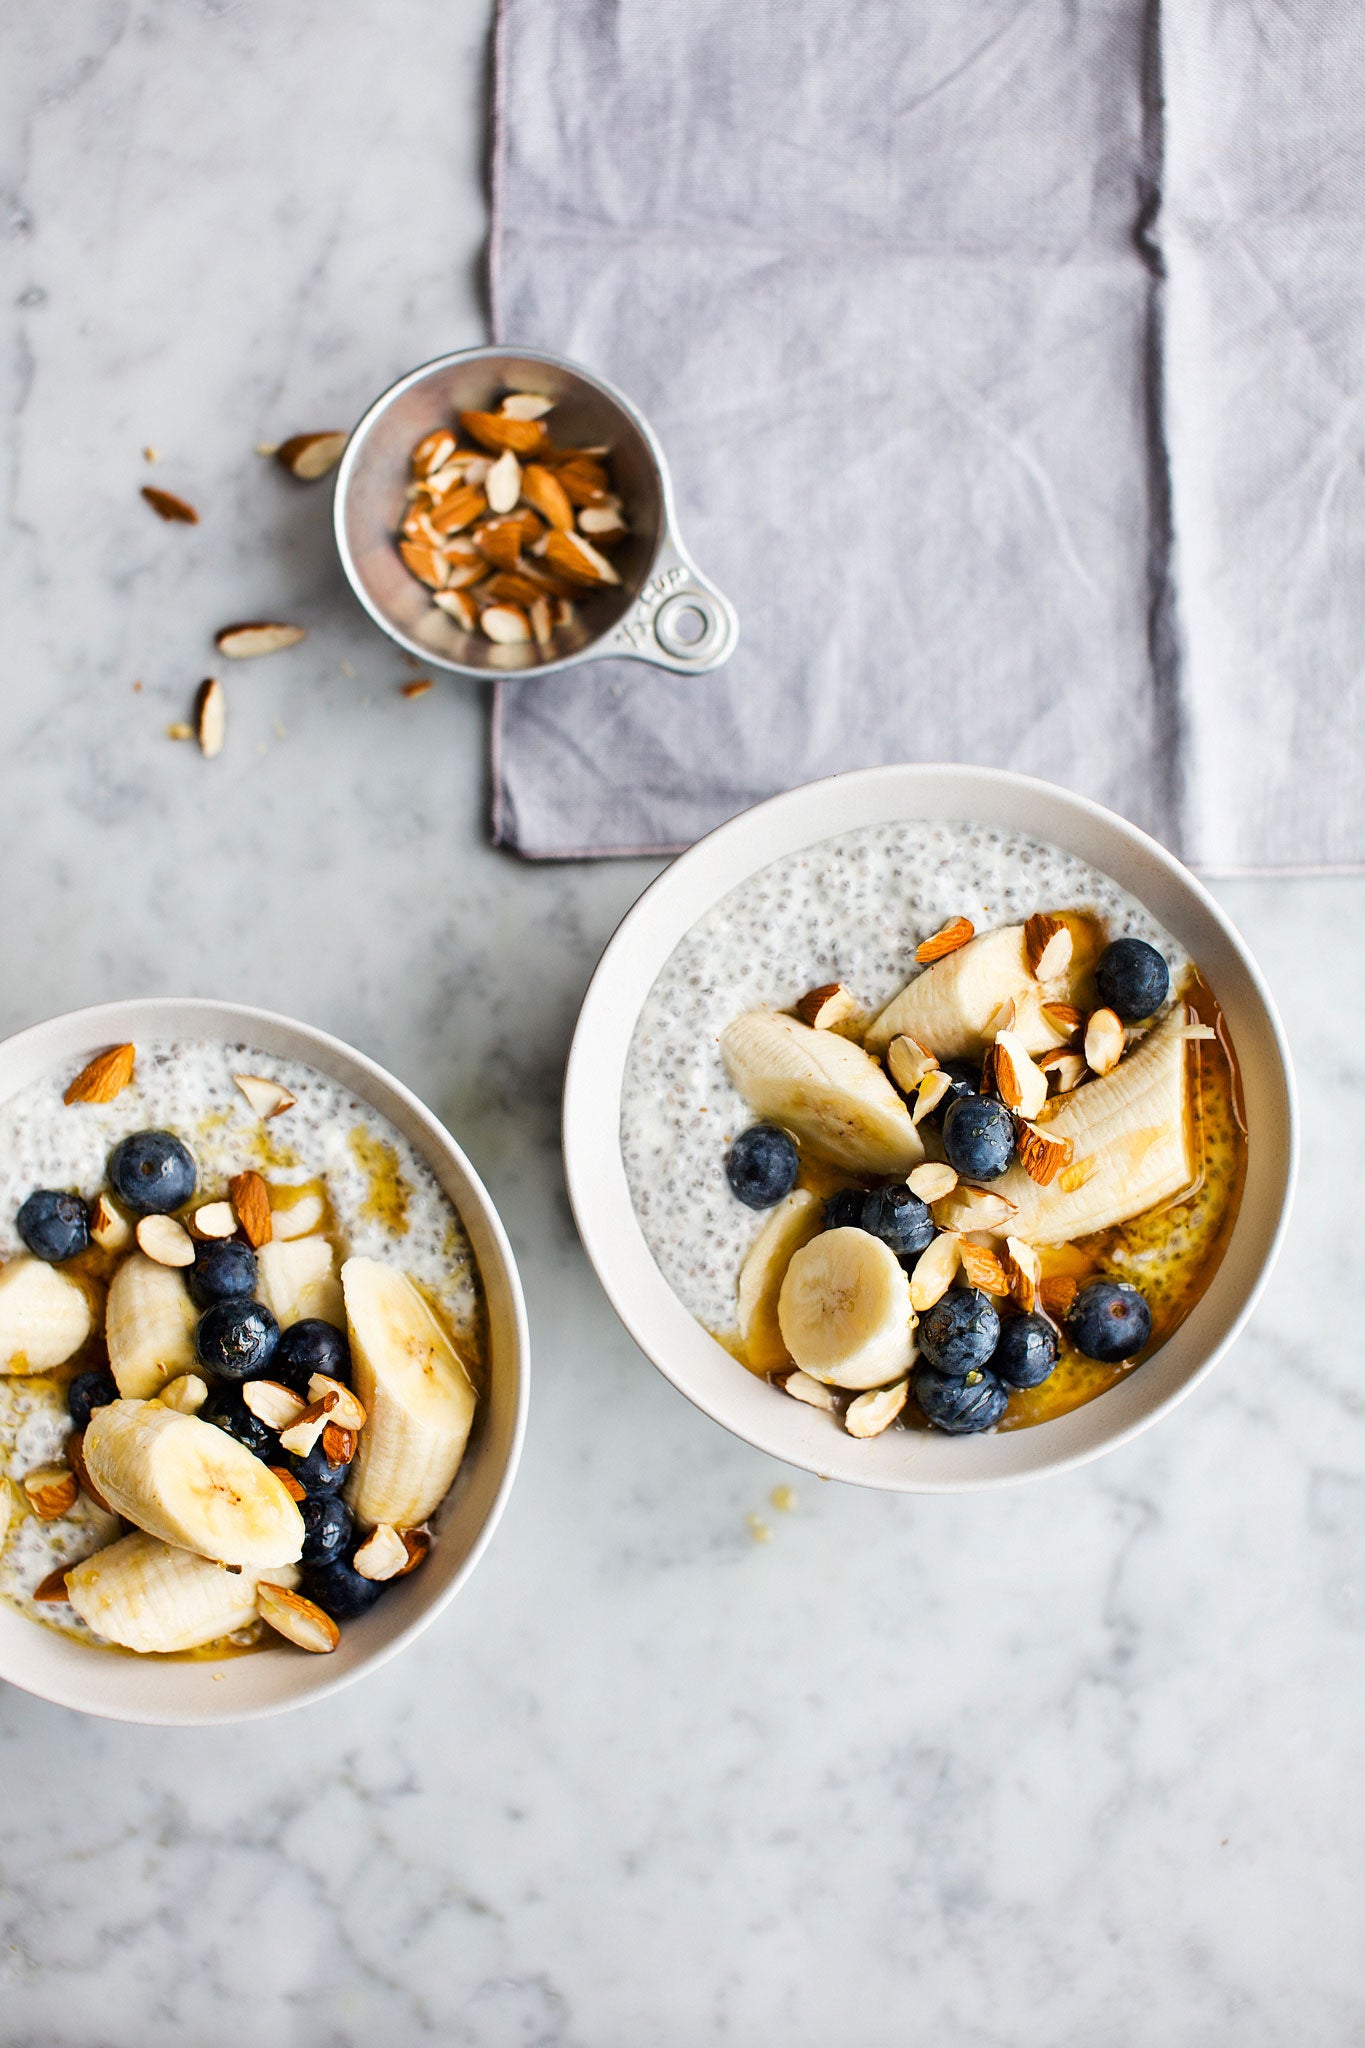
0, 998, 528, 1723
563, 765, 1296, 1491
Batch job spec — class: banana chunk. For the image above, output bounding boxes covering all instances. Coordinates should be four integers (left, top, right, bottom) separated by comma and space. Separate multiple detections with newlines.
66, 1531, 299, 1654
865, 924, 1075, 1060
721, 1011, 923, 1176
777, 1228, 917, 1390
106, 1252, 198, 1398
83, 1400, 304, 1567
995, 1006, 1195, 1242
736, 1188, 825, 1373
0, 1257, 94, 1373
342, 1258, 477, 1530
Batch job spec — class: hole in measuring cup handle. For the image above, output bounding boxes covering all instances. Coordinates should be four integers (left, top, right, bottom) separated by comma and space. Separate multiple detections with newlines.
610, 552, 738, 673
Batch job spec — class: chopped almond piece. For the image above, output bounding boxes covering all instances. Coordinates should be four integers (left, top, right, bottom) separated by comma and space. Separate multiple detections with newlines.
410, 428, 457, 478
886, 1034, 938, 1094
428, 485, 487, 536
1015, 1122, 1073, 1186
520, 464, 575, 532
543, 530, 620, 587
795, 983, 862, 1032
1024, 913, 1074, 982
1039, 1275, 1080, 1319
399, 539, 448, 590
64, 1043, 135, 1106
481, 604, 532, 645
136, 1214, 195, 1267
141, 485, 198, 523
1084, 1008, 1125, 1076
915, 917, 975, 965
229, 1170, 272, 1248
214, 622, 306, 660
459, 409, 549, 457
23, 1465, 78, 1521
257, 1581, 339, 1653
275, 432, 347, 480
958, 1242, 1011, 1296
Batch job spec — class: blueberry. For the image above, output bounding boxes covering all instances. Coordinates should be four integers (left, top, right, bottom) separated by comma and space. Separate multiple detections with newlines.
299, 1493, 353, 1566
918, 1288, 1000, 1375
280, 1436, 350, 1497
17, 1190, 89, 1263
107, 1130, 197, 1215
942, 1094, 1015, 1181
187, 1238, 258, 1311
1068, 1280, 1152, 1362
67, 1366, 118, 1429
725, 1125, 800, 1209
202, 1385, 274, 1458
304, 1554, 385, 1620
824, 1188, 866, 1231
1095, 938, 1170, 1022
272, 1317, 351, 1395
993, 1312, 1059, 1389
930, 1059, 980, 1119
913, 1364, 1009, 1434
859, 1184, 936, 1257
195, 1298, 279, 1379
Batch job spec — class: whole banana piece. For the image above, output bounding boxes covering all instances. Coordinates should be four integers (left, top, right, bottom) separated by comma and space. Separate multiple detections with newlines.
83, 1399, 304, 1567
105, 1253, 198, 1398
342, 1257, 477, 1530
66, 1531, 299, 1654
721, 1011, 923, 1175
0, 1257, 94, 1373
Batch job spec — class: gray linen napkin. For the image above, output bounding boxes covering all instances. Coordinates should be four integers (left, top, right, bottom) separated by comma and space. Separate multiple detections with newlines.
489, 0, 1365, 870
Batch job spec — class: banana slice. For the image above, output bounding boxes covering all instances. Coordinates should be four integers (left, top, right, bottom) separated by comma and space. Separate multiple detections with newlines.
0, 1257, 94, 1373
865, 924, 1076, 1060
66, 1531, 299, 1654
735, 1189, 825, 1372
777, 1227, 917, 1389
994, 1006, 1195, 1242
342, 1258, 477, 1530
721, 1012, 923, 1175
83, 1400, 304, 1567
255, 1236, 344, 1329
106, 1253, 198, 1398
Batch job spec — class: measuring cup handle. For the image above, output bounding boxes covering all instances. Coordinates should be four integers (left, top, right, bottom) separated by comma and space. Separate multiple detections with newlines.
603, 534, 739, 675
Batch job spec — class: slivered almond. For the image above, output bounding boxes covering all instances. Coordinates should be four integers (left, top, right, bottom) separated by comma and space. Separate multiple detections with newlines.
214, 622, 307, 660
268, 1464, 307, 1503
1004, 1236, 1041, 1312
780, 1369, 839, 1412
190, 1200, 237, 1239
1039, 1049, 1086, 1094
908, 1230, 960, 1311
23, 1465, 78, 1521
275, 432, 347, 480
433, 588, 480, 630
481, 604, 532, 645
912, 1069, 953, 1124
915, 917, 975, 965
229, 1170, 272, 1248
396, 1528, 431, 1576
485, 447, 522, 514
32, 1565, 73, 1603
1041, 1001, 1084, 1039
428, 484, 488, 536
795, 983, 862, 1032
520, 464, 575, 531
141, 485, 198, 523
1084, 1008, 1125, 1076
195, 677, 226, 759
233, 1073, 296, 1120
321, 1422, 356, 1469
89, 1192, 133, 1250
993, 1031, 1048, 1121
908, 1162, 958, 1204
1024, 912, 1074, 982
886, 1035, 938, 1093
1039, 1275, 1080, 1319
243, 1380, 307, 1431
958, 1242, 1011, 1295
500, 392, 554, 421
459, 409, 548, 457
64, 1043, 135, 1106
543, 529, 620, 587
257, 1581, 339, 1653
136, 1214, 195, 1267
410, 428, 457, 478
306, 1375, 366, 1431
472, 516, 527, 569
399, 538, 448, 589
353, 1524, 408, 1581
66, 1431, 112, 1513
1015, 1122, 1072, 1187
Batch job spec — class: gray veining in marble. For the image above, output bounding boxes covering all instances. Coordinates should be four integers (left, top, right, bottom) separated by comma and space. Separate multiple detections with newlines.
0, 5, 1362, 2044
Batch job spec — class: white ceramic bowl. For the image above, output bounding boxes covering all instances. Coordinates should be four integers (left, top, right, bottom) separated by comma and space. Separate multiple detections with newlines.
563, 765, 1296, 1490
0, 998, 528, 1724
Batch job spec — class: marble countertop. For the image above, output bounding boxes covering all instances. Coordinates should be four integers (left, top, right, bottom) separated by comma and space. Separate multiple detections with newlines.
2, 6, 1361, 2044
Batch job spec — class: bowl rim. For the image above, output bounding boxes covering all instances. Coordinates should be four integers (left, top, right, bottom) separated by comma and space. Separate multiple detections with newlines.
562, 763, 1298, 1491
0, 995, 530, 1724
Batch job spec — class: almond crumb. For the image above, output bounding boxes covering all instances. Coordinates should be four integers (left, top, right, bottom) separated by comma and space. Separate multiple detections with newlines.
400, 678, 434, 699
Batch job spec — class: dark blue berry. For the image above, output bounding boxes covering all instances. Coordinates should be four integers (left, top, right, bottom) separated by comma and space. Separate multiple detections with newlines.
202, 1384, 274, 1458
272, 1317, 351, 1395
859, 1184, 935, 1257
1068, 1280, 1152, 1362
279, 1435, 351, 1497
725, 1125, 800, 1209
187, 1238, 257, 1311
299, 1493, 353, 1566
918, 1287, 1000, 1375
107, 1130, 197, 1215
304, 1554, 385, 1619
67, 1366, 118, 1429
929, 1060, 980, 1120
823, 1188, 866, 1231
1095, 938, 1169, 1022
17, 1190, 89, 1263
942, 1094, 1015, 1181
993, 1312, 1059, 1388
913, 1363, 1009, 1434
195, 1297, 279, 1379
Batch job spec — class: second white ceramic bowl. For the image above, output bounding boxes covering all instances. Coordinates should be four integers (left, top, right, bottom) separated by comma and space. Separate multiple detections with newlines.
0, 998, 528, 1724
563, 765, 1296, 1490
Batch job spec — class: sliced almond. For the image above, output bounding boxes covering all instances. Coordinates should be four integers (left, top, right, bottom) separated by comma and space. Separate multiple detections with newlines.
256, 1580, 339, 1653
399, 538, 448, 589
214, 622, 307, 661
277, 1391, 339, 1457
1039, 1274, 1080, 1320
1084, 1007, 1125, 1077
459, 409, 548, 457
66, 1430, 112, 1513
410, 428, 457, 478
268, 1463, 307, 1503
993, 1031, 1048, 1121
481, 604, 532, 645
141, 485, 198, 523
958, 1242, 1011, 1296
1015, 1122, 1073, 1187
795, 983, 862, 1032
500, 392, 554, 421
484, 448, 522, 514
396, 1528, 431, 1576
243, 1379, 308, 1431
269, 1189, 325, 1241
519, 464, 575, 531
32, 1564, 73, 1603
136, 1214, 195, 1267
306, 1374, 366, 1431
275, 432, 347, 481
908, 1230, 961, 1312
195, 676, 226, 759
908, 1162, 958, 1204
321, 1422, 357, 1470
233, 1073, 296, 1120
229, 1169, 272, 1249
577, 504, 628, 545
543, 529, 621, 587
159, 1373, 208, 1416
64, 1043, 135, 1106
89, 1191, 133, 1251
190, 1200, 237, 1240
428, 484, 488, 536
886, 1034, 938, 1093
915, 917, 975, 965
780, 1369, 839, 1412
912, 1069, 953, 1125
932, 1184, 1017, 1234
23, 1465, 78, 1521
1024, 912, 1074, 982
433, 588, 480, 630
1039, 1049, 1087, 1094
1041, 1001, 1084, 1040
1004, 1236, 1041, 1313
845, 1380, 908, 1438
352, 1524, 408, 1581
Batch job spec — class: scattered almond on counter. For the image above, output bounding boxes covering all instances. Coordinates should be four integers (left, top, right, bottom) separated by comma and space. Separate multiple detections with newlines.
214, 622, 307, 659
274, 432, 347, 480
141, 485, 198, 523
